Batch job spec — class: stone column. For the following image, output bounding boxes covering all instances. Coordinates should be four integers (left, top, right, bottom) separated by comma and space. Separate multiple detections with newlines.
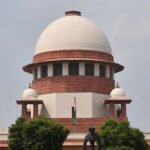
33, 103, 38, 118
22, 104, 27, 118
106, 65, 110, 78
37, 66, 41, 79
94, 63, 99, 76
63, 62, 68, 76
48, 64, 53, 77
121, 102, 126, 117
79, 62, 85, 76
110, 102, 115, 117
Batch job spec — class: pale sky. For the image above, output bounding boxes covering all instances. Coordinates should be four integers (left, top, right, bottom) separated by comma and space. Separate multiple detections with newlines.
0, 0, 150, 132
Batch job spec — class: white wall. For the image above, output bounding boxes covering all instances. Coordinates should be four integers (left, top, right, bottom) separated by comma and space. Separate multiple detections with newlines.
39, 93, 56, 118
0, 128, 8, 140
92, 93, 109, 117
38, 92, 110, 118
55, 93, 93, 118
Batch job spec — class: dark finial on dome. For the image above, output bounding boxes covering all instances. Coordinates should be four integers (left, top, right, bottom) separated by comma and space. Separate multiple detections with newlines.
65, 10, 81, 16
116, 82, 120, 88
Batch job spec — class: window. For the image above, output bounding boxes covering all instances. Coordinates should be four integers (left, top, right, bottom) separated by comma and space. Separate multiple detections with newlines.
85, 63, 94, 76
69, 63, 79, 75
99, 65, 106, 77
33, 68, 38, 80
41, 65, 48, 77
53, 63, 62, 76
110, 68, 114, 79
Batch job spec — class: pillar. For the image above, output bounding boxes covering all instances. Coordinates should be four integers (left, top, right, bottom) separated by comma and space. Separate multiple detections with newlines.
110, 102, 115, 117
121, 102, 127, 117
48, 63, 53, 77
94, 63, 99, 76
62, 62, 68, 76
106, 65, 110, 78
37, 66, 41, 79
79, 62, 85, 75
22, 104, 27, 118
33, 103, 38, 118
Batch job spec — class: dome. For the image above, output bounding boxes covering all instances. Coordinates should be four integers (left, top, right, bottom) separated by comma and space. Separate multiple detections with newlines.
35, 11, 112, 55
110, 87, 126, 98
22, 86, 38, 100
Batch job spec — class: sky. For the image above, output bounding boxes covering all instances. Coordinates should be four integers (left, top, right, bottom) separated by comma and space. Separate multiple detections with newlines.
0, 0, 150, 132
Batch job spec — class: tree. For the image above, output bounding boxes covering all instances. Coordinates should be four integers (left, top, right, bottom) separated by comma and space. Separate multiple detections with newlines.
98, 120, 148, 150
106, 146, 133, 150
8, 116, 69, 150
8, 117, 25, 150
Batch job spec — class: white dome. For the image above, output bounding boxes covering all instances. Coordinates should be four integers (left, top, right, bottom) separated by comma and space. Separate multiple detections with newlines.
35, 11, 111, 55
22, 87, 38, 99
110, 87, 126, 98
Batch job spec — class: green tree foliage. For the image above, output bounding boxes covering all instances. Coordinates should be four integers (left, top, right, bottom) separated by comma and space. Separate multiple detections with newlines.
8, 117, 25, 150
106, 146, 133, 150
8, 116, 69, 150
98, 120, 148, 150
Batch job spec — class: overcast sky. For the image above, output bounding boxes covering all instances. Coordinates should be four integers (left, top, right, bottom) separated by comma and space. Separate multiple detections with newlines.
0, 0, 150, 132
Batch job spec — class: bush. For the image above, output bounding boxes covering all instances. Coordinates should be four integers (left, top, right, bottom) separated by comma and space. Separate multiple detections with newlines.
98, 120, 148, 150
8, 116, 69, 150
106, 146, 134, 150
8, 117, 25, 150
